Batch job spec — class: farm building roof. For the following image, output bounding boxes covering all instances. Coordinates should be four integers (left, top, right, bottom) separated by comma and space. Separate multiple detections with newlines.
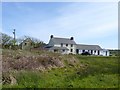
50, 37, 76, 45
76, 44, 102, 50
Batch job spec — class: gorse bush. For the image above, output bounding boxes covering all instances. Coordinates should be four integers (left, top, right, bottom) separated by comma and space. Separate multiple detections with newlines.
2, 49, 119, 88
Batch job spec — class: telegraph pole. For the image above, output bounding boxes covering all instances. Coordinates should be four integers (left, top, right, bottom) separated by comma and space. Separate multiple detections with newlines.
13, 29, 16, 45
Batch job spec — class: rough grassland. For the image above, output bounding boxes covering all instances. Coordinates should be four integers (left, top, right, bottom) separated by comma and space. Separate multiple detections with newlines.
2, 49, 119, 88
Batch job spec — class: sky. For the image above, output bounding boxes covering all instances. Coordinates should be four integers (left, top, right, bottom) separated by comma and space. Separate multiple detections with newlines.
2, 2, 118, 49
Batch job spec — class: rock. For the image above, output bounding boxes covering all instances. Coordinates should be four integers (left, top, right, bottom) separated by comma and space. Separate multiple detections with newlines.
9, 75, 17, 85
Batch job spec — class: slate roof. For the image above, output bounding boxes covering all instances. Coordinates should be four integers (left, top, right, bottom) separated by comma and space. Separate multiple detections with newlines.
49, 46, 69, 50
19, 38, 33, 46
23, 38, 33, 42
76, 44, 102, 50
51, 37, 76, 44
102, 49, 109, 51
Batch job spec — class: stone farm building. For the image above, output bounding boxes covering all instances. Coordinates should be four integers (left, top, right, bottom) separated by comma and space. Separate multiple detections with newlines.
46, 35, 109, 56
20, 38, 34, 50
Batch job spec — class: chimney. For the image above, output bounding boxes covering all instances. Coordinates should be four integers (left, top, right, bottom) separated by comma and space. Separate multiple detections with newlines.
70, 37, 74, 40
50, 35, 53, 39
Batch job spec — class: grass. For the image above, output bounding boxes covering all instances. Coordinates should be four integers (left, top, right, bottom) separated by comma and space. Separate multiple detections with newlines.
2, 49, 119, 88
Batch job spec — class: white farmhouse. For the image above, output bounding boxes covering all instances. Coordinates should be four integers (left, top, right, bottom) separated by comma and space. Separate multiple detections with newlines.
76, 44, 109, 56
46, 35, 109, 56
47, 35, 76, 54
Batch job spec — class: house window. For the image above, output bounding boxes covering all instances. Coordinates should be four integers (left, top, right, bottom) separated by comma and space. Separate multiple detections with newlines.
66, 44, 68, 47
91, 50, 93, 54
71, 44, 73, 47
106, 51, 107, 56
71, 49, 73, 52
25, 43, 27, 45
61, 43, 63, 47
94, 50, 96, 53
98, 50, 100, 55
63, 49, 65, 52
83, 50, 85, 53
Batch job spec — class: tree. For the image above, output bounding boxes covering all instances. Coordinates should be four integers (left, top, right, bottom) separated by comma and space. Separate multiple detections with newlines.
1, 32, 46, 49
17, 35, 46, 48
1, 33, 13, 48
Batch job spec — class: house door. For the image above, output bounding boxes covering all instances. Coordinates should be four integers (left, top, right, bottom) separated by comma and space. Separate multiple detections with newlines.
54, 49, 58, 52
106, 51, 107, 56
76, 49, 79, 54
91, 50, 93, 55
98, 50, 100, 55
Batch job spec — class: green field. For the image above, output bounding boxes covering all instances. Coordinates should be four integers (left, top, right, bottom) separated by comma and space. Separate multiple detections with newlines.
2, 49, 119, 88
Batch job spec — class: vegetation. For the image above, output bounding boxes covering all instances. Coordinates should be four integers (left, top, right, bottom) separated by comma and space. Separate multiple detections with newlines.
17, 35, 46, 48
1, 33, 13, 49
109, 49, 120, 56
2, 49, 119, 88
0, 33, 45, 49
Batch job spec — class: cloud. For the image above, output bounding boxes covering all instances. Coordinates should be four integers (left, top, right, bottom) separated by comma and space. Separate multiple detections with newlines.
21, 2, 117, 44
2, 2, 117, 49
78, 21, 117, 38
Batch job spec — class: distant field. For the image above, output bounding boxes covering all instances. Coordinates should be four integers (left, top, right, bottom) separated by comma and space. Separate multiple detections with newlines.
2, 49, 119, 88
109, 50, 119, 56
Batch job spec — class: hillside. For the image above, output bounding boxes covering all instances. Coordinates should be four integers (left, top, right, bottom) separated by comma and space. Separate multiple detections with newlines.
2, 49, 119, 88
2, 49, 80, 72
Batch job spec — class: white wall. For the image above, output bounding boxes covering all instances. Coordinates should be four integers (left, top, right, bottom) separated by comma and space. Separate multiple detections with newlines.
61, 50, 69, 54
54, 44, 76, 54
78, 49, 105, 56
78, 50, 82, 54
54, 44, 61, 47
100, 50, 109, 56
49, 48, 69, 54
107, 51, 110, 56
49, 40, 110, 56
66, 44, 76, 54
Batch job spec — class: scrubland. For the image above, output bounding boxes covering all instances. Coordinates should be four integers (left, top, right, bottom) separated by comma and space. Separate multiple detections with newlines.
2, 49, 119, 88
